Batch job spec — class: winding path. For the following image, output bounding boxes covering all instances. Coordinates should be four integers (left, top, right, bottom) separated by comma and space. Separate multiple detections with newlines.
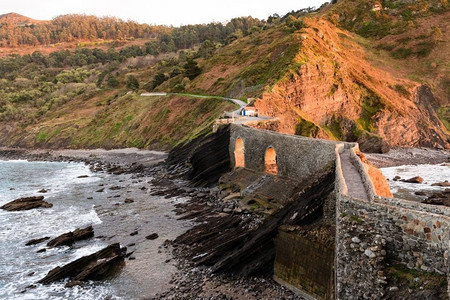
140, 92, 277, 124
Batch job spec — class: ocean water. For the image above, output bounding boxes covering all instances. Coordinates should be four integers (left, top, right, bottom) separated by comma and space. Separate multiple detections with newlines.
0, 160, 117, 300
381, 163, 450, 200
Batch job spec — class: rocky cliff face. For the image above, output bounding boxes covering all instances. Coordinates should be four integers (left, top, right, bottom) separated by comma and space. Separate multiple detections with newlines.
253, 18, 449, 151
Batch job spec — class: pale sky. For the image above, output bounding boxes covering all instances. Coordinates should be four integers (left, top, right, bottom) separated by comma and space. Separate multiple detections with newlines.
1, 0, 329, 26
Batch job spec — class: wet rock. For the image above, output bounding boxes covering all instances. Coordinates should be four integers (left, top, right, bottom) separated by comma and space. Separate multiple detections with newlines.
393, 176, 401, 181
77, 175, 89, 178
65, 281, 83, 288
402, 176, 424, 184
145, 233, 159, 240
96, 188, 104, 193
38, 243, 126, 284
130, 231, 138, 236
47, 226, 94, 247
415, 191, 427, 196
1, 196, 53, 211
25, 237, 50, 246
37, 249, 46, 253
27, 272, 35, 276
37, 189, 48, 193
431, 180, 450, 187
124, 198, 134, 203
422, 189, 450, 207
109, 186, 122, 190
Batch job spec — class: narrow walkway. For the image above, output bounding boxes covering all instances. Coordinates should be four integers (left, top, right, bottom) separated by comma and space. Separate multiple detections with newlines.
339, 149, 369, 201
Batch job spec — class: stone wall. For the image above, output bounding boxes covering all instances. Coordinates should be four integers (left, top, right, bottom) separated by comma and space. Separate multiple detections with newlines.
336, 193, 450, 298
229, 124, 339, 181
336, 147, 450, 299
275, 226, 335, 300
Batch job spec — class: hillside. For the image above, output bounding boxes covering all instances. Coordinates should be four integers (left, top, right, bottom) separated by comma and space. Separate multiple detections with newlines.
0, 12, 47, 26
0, 4, 448, 151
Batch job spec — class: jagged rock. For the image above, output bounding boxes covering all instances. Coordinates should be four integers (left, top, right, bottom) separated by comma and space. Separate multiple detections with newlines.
166, 125, 232, 187
357, 134, 390, 154
77, 175, 89, 178
38, 243, 126, 284
124, 198, 134, 203
25, 237, 50, 246
145, 233, 159, 240
402, 176, 424, 184
422, 189, 450, 207
393, 176, 401, 181
431, 180, 450, 187
47, 226, 94, 247
1, 196, 52, 211
37, 189, 48, 193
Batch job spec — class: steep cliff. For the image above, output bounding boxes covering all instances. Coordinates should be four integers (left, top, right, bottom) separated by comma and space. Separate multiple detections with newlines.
253, 17, 449, 150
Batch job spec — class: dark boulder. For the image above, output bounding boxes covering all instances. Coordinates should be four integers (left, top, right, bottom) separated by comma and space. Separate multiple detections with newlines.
402, 176, 424, 184
25, 237, 50, 246
145, 233, 159, 240
1, 196, 52, 211
38, 243, 126, 285
431, 180, 450, 187
47, 226, 94, 247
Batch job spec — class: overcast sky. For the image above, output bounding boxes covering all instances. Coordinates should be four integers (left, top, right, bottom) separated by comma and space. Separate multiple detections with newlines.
1, 0, 328, 26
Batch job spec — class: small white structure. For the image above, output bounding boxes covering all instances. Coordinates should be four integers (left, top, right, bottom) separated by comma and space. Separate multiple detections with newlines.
241, 106, 258, 117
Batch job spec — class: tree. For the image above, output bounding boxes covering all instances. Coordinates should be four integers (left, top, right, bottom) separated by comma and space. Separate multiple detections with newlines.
151, 72, 167, 90
126, 75, 139, 90
183, 59, 202, 80
197, 40, 216, 58
106, 75, 120, 88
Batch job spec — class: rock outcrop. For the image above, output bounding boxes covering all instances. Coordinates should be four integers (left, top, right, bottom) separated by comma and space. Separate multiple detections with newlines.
1, 196, 52, 211
38, 243, 126, 285
47, 226, 94, 247
253, 18, 449, 151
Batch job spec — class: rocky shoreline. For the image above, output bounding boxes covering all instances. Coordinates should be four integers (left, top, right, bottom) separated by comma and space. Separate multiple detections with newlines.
365, 147, 450, 168
0, 147, 303, 299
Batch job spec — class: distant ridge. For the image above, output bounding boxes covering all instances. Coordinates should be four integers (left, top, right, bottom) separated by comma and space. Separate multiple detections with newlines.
0, 12, 47, 25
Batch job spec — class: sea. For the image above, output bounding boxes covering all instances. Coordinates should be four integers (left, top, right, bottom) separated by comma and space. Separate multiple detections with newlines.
381, 163, 450, 201
0, 160, 117, 299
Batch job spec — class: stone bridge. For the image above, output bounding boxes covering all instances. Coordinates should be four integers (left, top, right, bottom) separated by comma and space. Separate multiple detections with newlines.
227, 124, 450, 300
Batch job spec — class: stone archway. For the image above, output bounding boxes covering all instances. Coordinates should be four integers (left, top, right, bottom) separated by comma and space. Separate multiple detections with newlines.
265, 147, 278, 175
234, 137, 245, 168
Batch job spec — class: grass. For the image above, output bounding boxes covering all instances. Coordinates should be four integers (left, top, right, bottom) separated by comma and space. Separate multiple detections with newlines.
295, 118, 319, 137
438, 107, 450, 132
387, 264, 447, 291
356, 86, 385, 133
392, 84, 411, 98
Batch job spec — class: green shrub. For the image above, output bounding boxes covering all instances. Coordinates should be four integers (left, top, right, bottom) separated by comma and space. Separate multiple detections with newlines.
391, 47, 412, 59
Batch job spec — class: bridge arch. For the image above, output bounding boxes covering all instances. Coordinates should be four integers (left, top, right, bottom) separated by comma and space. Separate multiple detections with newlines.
234, 137, 245, 168
265, 146, 278, 175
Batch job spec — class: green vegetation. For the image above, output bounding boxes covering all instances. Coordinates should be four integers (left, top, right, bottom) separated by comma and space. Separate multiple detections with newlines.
391, 47, 413, 59
295, 118, 320, 137
356, 85, 385, 133
323, 116, 344, 140
438, 107, 450, 131
387, 264, 447, 292
392, 84, 411, 98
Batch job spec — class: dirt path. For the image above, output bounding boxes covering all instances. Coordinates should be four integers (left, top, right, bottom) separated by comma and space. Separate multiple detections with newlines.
340, 149, 369, 201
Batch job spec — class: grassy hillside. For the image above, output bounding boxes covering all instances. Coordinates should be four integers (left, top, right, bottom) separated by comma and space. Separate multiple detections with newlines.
0, 91, 234, 149
0, 4, 448, 151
